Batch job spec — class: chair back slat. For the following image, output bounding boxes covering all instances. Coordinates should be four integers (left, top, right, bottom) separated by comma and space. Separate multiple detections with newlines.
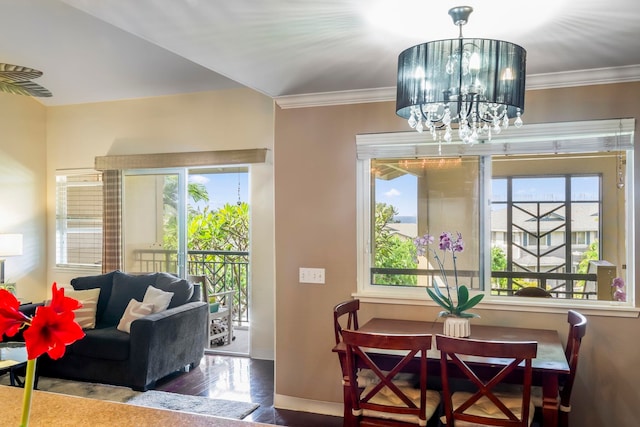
437, 334, 537, 427
333, 299, 360, 345
342, 330, 437, 426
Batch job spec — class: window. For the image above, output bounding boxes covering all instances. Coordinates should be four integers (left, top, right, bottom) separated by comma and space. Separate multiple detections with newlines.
356, 119, 635, 311
56, 170, 103, 269
491, 174, 601, 298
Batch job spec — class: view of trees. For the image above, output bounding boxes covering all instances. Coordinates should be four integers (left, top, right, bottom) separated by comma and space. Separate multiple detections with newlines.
374, 203, 418, 285
161, 177, 250, 320
575, 239, 599, 293
162, 179, 249, 252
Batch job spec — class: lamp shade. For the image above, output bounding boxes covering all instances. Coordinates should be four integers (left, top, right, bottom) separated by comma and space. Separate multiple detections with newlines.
396, 38, 526, 120
0, 234, 23, 257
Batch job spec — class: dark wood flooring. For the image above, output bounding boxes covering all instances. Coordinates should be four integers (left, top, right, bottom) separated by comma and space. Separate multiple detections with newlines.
155, 354, 343, 426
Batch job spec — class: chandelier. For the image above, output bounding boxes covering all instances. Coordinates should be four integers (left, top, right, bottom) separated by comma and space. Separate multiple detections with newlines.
395, 6, 526, 144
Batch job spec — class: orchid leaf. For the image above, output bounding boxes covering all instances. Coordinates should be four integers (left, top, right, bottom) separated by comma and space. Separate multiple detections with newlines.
430, 278, 446, 300
457, 293, 485, 312
426, 287, 452, 312
458, 311, 481, 318
457, 285, 469, 306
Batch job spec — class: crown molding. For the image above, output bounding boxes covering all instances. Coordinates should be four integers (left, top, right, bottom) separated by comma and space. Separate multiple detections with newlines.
526, 64, 640, 90
275, 87, 395, 109
275, 65, 640, 109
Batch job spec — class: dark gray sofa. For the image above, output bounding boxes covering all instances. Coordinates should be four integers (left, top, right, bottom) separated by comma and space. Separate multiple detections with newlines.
38, 270, 208, 391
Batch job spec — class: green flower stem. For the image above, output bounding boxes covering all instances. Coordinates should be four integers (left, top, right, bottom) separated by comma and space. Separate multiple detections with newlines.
20, 358, 37, 427
452, 252, 460, 294
433, 252, 453, 303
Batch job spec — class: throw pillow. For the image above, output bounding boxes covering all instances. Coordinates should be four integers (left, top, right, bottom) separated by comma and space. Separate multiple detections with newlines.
117, 299, 155, 334
142, 285, 174, 313
102, 271, 158, 327
71, 270, 117, 321
64, 288, 101, 329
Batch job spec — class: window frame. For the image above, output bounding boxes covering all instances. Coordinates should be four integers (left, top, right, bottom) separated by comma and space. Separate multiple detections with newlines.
355, 119, 639, 317
55, 169, 103, 272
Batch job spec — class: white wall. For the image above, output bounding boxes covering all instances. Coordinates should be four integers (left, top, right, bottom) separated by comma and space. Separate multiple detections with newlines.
0, 93, 47, 303
46, 88, 276, 359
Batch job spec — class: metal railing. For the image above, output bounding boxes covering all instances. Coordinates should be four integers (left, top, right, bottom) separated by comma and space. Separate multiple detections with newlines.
132, 249, 250, 325
371, 268, 598, 299
490, 270, 597, 299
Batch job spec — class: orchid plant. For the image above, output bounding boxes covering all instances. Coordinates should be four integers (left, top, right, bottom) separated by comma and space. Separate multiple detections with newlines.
0, 282, 85, 426
414, 231, 484, 318
611, 277, 626, 302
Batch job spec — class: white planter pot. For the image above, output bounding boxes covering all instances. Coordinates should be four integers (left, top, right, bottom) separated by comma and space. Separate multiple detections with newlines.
443, 316, 471, 338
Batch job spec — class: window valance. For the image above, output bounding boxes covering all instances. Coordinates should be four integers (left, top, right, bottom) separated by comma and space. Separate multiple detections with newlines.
95, 148, 268, 171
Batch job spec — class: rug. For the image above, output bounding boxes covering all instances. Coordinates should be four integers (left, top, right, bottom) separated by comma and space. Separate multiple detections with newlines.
1, 376, 259, 420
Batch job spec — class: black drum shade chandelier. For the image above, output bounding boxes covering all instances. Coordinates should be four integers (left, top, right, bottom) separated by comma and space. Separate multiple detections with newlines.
396, 6, 526, 144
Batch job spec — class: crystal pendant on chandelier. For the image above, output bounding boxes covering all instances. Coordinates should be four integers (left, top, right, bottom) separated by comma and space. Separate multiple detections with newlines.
396, 6, 526, 144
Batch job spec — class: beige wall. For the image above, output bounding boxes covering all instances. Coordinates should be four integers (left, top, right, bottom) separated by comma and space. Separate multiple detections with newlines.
45, 88, 276, 359
0, 93, 47, 303
273, 82, 640, 425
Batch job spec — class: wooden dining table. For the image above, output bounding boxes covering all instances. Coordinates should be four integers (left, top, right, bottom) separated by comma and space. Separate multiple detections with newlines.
333, 318, 570, 427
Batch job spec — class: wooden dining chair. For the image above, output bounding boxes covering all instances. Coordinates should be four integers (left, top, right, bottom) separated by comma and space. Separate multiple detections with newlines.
558, 310, 587, 427
499, 310, 588, 425
342, 330, 440, 427
436, 334, 538, 427
333, 299, 360, 345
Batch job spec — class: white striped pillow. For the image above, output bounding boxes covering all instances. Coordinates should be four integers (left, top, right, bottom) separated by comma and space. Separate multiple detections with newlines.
65, 288, 101, 329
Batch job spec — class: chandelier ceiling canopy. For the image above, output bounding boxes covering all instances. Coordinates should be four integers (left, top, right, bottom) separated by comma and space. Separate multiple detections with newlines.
396, 6, 526, 144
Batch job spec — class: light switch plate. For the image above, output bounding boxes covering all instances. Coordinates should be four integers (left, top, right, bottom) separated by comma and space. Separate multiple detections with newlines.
299, 267, 325, 284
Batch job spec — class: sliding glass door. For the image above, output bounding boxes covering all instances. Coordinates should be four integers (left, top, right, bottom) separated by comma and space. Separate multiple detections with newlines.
122, 169, 187, 277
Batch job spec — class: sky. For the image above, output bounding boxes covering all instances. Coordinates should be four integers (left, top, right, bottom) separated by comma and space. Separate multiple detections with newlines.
189, 172, 248, 211
375, 174, 600, 218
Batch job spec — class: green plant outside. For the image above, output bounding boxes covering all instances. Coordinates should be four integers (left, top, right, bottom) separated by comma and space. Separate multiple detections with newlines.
373, 203, 418, 285
162, 180, 249, 306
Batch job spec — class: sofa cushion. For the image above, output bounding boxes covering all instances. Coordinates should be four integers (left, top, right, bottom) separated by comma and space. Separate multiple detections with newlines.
101, 272, 158, 327
71, 270, 117, 323
69, 327, 130, 361
117, 299, 155, 333
154, 273, 194, 308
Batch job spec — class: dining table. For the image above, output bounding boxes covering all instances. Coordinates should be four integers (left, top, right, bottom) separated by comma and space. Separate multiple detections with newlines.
332, 317, 570, 427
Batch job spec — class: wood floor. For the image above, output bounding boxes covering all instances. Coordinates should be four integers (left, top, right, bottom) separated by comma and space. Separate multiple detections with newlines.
155, 354, 343, 427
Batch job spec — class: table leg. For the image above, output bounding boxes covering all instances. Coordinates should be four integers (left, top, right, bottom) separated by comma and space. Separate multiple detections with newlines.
542, 374, 560, 427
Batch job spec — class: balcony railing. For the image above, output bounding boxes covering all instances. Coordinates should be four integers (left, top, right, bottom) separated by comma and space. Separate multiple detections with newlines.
132, 249, 250, 325
371, 268, 599, 299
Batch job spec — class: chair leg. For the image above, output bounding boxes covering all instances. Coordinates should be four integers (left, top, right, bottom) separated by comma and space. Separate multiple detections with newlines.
558, 410, 569, 427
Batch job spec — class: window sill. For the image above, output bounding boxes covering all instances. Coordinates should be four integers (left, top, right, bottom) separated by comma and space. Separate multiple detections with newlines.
54, 265, 102, 274
353, 290, 640, 318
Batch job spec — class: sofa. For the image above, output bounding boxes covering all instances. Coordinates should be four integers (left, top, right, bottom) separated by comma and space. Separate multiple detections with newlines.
38, 270, 208, 391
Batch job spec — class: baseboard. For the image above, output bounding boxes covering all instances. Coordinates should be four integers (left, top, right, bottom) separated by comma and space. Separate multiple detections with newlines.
273, 394, 343, 417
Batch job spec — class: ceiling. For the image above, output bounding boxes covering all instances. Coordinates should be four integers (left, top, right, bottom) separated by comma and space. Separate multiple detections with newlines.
1, 0, 639, 106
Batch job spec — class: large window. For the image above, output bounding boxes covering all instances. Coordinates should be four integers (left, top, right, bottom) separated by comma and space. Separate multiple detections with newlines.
357, 119, 635, 311
56, 170, 103, 269
490, 172, 601, 298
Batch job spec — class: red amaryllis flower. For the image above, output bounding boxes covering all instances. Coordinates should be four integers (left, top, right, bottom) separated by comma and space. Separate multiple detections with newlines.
48, 282, 82, 314
23, 305, 85, 360
0, 289, 29, 338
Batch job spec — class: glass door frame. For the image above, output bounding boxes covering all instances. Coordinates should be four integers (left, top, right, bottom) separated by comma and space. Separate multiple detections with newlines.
122, 168, 188, 278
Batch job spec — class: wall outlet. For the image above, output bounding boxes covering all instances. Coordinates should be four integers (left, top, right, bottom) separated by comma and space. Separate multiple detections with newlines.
299, 267, 325, 284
